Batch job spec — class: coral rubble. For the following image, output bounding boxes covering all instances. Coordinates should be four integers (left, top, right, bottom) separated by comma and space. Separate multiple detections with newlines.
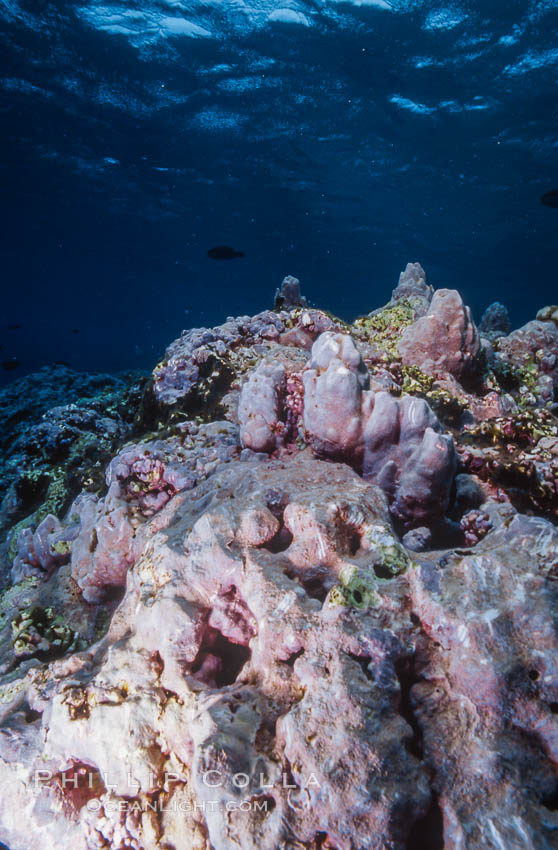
0, 265, 557, 850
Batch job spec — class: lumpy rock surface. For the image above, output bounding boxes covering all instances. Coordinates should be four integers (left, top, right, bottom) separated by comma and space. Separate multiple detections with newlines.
1, 266, 558, 850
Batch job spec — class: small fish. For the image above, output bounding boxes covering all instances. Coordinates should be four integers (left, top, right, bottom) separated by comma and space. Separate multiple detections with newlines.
541, 190, 558, 208
72, 328, 79, 334
207, 245, 245, 260
54, 360, 70, 367
2, 358, 20, 371
7, 324, 23, 330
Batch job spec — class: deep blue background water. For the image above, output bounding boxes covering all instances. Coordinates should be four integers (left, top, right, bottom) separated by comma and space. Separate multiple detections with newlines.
1, 0, 558, 383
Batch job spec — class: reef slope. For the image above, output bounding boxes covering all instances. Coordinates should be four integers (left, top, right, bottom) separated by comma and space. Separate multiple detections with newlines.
0, 268, 557, 850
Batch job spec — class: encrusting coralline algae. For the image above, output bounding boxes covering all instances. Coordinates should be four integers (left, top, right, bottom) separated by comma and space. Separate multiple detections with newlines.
0, 265, 558, 850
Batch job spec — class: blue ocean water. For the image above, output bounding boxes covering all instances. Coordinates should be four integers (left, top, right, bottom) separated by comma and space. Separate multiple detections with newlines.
1, 0, 558, 383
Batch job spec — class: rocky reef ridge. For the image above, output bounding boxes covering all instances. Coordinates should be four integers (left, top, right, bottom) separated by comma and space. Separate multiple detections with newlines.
0, 267, 557, 850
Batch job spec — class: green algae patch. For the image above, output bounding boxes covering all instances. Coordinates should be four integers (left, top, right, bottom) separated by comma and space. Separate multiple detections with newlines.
489, 349, 547, 408
464, 408, 557, 447
400, 365, 435, 395
397, 365, 467, 423
373, 542, 412, 578
11, 604, 87, 660
353, 299, 416, 360
328, 564, 380, 610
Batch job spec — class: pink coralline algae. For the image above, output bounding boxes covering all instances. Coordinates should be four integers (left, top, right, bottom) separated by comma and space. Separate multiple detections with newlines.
11, 514, 75, 582
364, 394, 457, 525
68, 491, 137, 603
398, 288, 481, 379
459, 508, 493, 545
2, 265, 558, 850
238, 361, 287, 453
70, 422, 241, 602
302, 332, 371, 460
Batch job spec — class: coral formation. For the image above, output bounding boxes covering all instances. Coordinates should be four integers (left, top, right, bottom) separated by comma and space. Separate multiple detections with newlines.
398, 288, 481, 380
274, 274, 308, 309
537, 304, 558, 325
238, 329, 457, 526
1, 265, 558, 850
493, 317, 558, 406
388, 260, 433, 317
479, 301, 511, 336
238, 361, 287, 452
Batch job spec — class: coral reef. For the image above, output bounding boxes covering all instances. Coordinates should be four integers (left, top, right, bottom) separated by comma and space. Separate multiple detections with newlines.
0, 369, 145, 592
0, 265, 558, 850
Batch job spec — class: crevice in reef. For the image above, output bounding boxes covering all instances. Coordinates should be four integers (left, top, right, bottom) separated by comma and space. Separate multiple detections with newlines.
283, 647, 305, 667
541, 784, 558, 811
189, 626, 251, 688
394, 655, 424, 760
347, 651, 374, 682
406, 790, 444, 850
255, 714, 277, 755
260, 490, 294, 552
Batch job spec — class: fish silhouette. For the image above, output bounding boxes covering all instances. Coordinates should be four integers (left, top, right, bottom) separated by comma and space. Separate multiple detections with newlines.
541, 190, 558, 208
2, 358, 20, 371
207, 246, 245, 260
7, 324, 23, 330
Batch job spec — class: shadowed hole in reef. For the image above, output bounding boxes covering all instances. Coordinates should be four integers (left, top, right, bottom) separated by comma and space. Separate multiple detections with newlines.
25, 708, 42, 723
261, 526, 293, 553
283, 565, 331, 602
52, 763, 106, 812
528, 668, 540, 682
373, 563, 398, 580
406, 791, 444, 850
349, 530, 361, 555
542, 784, 558, 811
394, 656, 423, 759
262, 488, 293, 552
300, 574, 329, 602
347, 652, 374, 682
249, 794, 276, 814
283, 647, 305, 667
314, 831, 340, 850
190, 626, 251, 688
